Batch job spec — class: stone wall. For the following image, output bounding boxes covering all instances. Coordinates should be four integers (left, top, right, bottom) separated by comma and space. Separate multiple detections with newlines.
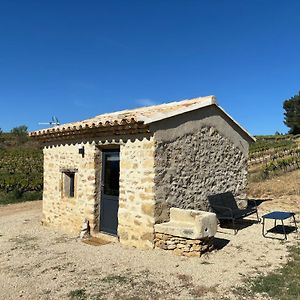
42, 113, 249, 250
118, 137, 156, 249
154, 233, 214, 257
42, 143, 98, 233
42, 136, 157, 249
154, 126, 248, 223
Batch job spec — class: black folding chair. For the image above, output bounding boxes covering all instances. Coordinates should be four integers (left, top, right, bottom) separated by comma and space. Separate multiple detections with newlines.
208, 192, 260, 234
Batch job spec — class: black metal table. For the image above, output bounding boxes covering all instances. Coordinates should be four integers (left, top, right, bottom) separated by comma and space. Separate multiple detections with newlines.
262, 211, 297, 240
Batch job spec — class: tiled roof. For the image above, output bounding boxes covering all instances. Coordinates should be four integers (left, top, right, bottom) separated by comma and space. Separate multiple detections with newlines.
29, 95, 216, 137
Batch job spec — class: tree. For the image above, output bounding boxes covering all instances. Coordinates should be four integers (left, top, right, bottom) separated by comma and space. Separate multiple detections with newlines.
283, 92, 300, 134
0, 128, 3, 144
11, 125, 28, 136
10, 125, 28, 143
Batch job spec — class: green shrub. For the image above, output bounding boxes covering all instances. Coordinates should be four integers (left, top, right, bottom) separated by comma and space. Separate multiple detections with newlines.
0, 129, 43, 204
0, 148, 43, 193
0, 190, 42, 205
68, 289, 87, 300
21, 191, 42, 201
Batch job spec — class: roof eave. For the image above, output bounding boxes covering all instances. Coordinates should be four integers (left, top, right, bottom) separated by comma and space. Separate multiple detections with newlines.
139, 96, 255, 143
216, 106, 256, 142
29, 122, 150, 141
29, 118, 144, 138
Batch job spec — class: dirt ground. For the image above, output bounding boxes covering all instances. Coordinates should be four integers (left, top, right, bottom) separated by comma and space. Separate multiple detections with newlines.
1, 170, 300, 300
248, 169, 300, 213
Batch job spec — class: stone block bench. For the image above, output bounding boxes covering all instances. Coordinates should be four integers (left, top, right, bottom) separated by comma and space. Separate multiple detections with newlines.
154, 208, 218, 257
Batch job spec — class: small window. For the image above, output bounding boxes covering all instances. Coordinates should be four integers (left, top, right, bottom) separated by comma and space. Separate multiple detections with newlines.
64, 172, 75, 198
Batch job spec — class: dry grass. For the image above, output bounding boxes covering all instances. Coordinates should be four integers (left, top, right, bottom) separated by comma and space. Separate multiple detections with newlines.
9, 234, 39, 251
248, 169, 300, 199
236, 245, 300, 300
247, 168, 300, 215
176, 273, 217, 297
244, 168, 300, 299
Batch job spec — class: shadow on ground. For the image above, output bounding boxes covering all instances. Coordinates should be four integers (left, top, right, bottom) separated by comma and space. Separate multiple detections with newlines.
213, 237, 230, 250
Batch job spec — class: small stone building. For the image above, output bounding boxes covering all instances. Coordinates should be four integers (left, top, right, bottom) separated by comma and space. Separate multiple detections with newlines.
30, 96, 254, 249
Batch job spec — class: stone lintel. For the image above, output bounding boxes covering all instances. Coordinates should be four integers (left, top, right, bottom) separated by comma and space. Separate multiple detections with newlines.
60, 167, 79, 173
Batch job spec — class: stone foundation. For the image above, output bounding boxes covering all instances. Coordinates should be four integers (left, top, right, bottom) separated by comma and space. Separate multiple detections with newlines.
154, 233, 214, 257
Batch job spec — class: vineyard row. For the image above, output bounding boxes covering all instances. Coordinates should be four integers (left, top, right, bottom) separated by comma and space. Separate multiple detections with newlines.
250, 155, 300, 181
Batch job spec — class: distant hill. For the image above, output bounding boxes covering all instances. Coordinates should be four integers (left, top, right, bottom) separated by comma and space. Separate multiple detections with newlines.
0, 132, 43, 204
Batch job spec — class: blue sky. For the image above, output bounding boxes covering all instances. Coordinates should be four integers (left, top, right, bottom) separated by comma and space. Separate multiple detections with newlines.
0, 0, 300, 135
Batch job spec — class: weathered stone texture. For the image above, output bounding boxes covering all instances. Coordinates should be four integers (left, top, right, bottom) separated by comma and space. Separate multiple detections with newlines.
154, 233, 214, 257
154, 126, 247, 223
154, 207, 217, 239
118, 137, 156, 249
42, 143, 98, 234
42, 121, 248, 251
42, 137, 156, 249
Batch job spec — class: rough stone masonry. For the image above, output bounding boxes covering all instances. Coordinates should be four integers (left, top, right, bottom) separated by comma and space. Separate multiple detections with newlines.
42, 136, 157, 250
154, 126, 248, 224
154, 233, 214, 257
41, 124, 248, 250
36, 96, 253, 251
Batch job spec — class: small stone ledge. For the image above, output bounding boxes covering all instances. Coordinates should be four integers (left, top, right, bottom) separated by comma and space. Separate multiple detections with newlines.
154, 233, 214, 257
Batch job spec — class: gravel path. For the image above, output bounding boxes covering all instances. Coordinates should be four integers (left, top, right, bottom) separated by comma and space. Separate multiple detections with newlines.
0, 200, 298, 300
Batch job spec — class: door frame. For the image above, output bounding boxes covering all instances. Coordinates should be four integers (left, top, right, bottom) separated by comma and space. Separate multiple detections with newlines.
99, 148, 120, 236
